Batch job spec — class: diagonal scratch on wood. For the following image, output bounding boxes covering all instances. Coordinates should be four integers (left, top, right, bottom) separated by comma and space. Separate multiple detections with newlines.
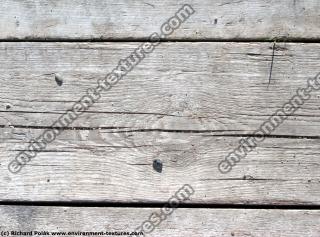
268, 41, 276, 88
143, 2, 155, 8
219, 0, 245, 7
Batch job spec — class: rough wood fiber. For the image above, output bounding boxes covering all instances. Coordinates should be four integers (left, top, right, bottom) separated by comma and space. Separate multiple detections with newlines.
1, 42, 320, 203
0, 206, 319, 237
0, 42, 320, 136
1, 0, 319, 235
0, 0, 319, 40
1, 127, 320, 204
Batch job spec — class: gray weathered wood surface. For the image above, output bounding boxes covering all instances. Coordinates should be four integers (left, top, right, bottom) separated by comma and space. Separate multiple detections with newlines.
0, 42, 320, 136
0, 206, 319, 236
1, 1, 320, 235
1, 42, 320, 204
1, 129, 320, 204
1, 0, 319, 40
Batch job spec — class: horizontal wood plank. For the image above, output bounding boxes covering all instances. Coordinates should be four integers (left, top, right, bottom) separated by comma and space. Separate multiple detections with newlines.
0, 0, 319, 40
0, 42, 320, 136
0, 206, 319, 236
1, 127, 320, 204
1, 42, 320, 203
1, 42, 320, 204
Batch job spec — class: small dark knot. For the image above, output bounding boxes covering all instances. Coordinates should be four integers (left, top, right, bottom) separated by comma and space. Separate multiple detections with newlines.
55, 74, 63, 86
153, 159, 163, 173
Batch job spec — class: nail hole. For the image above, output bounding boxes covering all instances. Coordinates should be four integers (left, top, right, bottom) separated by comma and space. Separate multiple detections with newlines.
5, 104, 11, 110
214, 19, 218, 24
55, 74, 63, 86
153, 159, 163, 173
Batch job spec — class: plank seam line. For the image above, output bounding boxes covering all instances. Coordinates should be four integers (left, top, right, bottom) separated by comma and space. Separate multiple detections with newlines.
1, 38, 320, 43
1, 125, 320, 139
0, 201, 320, 210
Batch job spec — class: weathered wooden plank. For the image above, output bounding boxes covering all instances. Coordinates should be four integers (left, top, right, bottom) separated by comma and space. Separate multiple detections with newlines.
0, 42, 320, 136
1, 127, 319, 204
0, 206, 319, 236
1, 0, 319, 40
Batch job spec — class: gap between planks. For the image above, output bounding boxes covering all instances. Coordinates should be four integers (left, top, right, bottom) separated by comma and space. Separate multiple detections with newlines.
1, 38, 320, 43
0, 201, 320, 210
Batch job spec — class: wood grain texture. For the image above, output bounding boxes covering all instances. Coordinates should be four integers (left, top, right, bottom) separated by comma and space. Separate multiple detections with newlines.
1, 42, 320, 203
0, 206, 319, 237
1, 1, 319, 233
0, 0, 319, 40
1, 126, 320, 204
0, 42, 320, 136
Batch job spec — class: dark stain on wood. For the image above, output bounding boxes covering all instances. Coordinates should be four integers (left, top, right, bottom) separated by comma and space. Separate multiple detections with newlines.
55, 74, 63, 86
153, 159, 163, 173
